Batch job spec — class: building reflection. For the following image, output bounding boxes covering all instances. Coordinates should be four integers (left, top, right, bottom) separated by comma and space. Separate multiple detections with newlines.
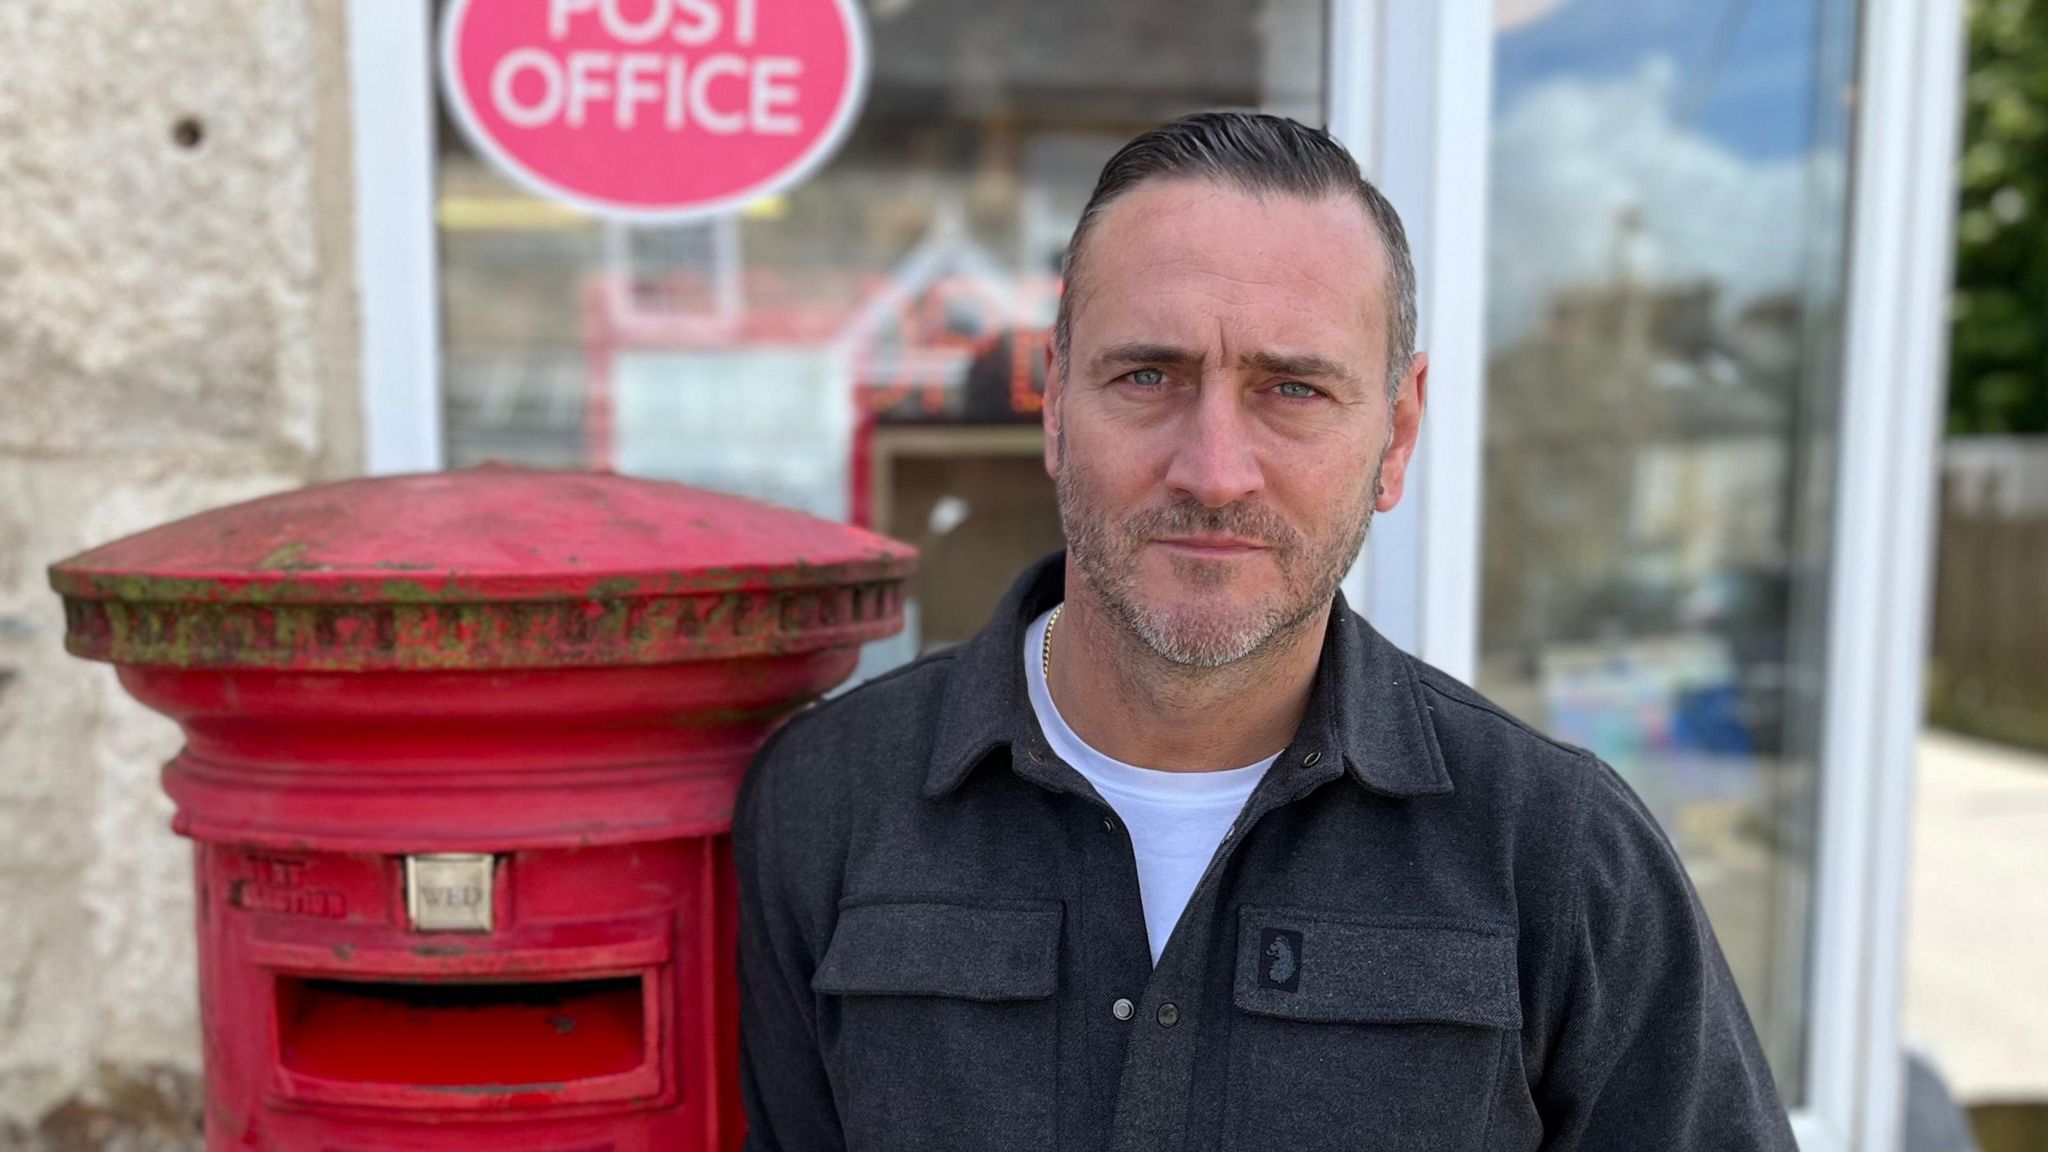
1481, 205, 1838, 1095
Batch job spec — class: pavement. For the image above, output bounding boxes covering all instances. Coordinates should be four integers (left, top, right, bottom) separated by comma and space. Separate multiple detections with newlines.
1905, 730, 2048, 1103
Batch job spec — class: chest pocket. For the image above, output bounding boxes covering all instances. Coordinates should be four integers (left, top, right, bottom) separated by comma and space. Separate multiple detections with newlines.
1224, 905, 1520, 1152
813, 898, 1062, 1152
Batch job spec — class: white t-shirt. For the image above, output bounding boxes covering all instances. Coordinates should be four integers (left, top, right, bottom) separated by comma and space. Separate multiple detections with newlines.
1024, 606, 1280, 964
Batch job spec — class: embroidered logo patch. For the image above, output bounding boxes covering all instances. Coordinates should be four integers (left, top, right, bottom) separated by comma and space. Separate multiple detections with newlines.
1258, 927, 1303, 992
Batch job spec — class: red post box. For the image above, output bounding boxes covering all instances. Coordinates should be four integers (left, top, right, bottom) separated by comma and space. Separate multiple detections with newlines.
49, 469, 913, 1151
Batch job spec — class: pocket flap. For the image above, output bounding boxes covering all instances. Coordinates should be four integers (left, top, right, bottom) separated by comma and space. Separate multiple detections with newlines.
1233, 906, 1521, 1029
813, 899, 1062, 1001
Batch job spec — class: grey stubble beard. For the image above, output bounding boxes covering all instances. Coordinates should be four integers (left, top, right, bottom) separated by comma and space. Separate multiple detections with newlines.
1053, 425, 1383, 670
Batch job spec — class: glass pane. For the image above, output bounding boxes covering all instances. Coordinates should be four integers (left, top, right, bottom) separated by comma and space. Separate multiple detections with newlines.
1482, 0, 1861, 1104
435, 0, 1326, 658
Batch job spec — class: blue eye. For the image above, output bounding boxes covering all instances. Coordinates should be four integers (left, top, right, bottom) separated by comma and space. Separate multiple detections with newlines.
1127, 368, 1167, 387
1274, 381, 1320, 399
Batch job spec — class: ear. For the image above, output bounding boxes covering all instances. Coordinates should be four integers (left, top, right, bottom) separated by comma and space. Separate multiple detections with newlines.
1373, 352, 1428, 513
1042, 334, 1065, 480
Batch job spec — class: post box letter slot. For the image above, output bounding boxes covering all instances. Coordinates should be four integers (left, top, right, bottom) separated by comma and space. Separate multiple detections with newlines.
276, 975, 647, 1091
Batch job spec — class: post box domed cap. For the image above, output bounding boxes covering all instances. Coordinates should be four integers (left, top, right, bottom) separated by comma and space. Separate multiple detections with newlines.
49, 470, 916, 670
52, 470, 914, 603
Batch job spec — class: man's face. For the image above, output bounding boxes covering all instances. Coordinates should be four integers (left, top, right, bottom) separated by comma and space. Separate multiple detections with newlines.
1046, 179, 1425, 667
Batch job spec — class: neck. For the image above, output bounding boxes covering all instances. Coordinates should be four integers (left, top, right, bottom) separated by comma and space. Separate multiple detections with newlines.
1048, 561, 1328, 772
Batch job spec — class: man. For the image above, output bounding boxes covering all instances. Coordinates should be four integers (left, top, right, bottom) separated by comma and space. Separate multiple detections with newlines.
734, 111, 1796, 1151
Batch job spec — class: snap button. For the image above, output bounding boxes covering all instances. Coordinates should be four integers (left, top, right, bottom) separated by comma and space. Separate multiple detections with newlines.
1303, 751, 1322, 767
1111, 997, 1135, 1021
1101, 815, 1116, 834
1156, 1002, 1180, 1028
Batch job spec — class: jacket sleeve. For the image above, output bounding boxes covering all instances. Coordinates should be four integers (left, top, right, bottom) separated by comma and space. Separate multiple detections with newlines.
1533, 757, 1799, 1150
733, 723, 847, 1152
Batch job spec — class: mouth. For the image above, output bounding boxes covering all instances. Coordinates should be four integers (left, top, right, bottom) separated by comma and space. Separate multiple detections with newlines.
1152, 534, 1270, 558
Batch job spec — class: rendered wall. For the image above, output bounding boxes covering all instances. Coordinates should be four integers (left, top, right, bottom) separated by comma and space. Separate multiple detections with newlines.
0, 1, 361, 1141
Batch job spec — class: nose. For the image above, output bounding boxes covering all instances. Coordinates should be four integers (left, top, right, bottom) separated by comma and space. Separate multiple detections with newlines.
1161, 384, 1264, 508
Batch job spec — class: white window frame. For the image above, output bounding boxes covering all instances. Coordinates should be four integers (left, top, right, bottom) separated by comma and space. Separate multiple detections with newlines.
350, 1, 443, 474
355, 2, 1964, 1146
1330, 0, 1489, 685
1802, 0, 1965, 1149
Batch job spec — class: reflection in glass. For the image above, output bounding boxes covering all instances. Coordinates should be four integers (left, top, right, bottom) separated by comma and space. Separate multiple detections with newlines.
1482, 0, 1861, 1104
436, 0, 1326, 653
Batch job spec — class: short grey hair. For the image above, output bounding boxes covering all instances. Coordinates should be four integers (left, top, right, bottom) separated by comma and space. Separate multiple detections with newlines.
1053, 110, 1418, 402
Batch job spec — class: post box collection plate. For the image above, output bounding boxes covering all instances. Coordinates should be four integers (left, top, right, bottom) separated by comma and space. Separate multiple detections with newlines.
406, 853, 495, 933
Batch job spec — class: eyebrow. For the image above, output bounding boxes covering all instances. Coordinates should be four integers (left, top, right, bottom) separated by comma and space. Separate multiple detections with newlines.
1095, 342, 1201, 371
1242, 349, 1355, 383
1094, 342, 1357, 384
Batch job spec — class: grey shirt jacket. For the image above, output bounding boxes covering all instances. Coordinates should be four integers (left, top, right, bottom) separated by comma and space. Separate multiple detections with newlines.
733, 552, 1798, 1151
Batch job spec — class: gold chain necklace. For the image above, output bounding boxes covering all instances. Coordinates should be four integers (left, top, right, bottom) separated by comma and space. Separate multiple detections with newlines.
1041, 604, 1062, 679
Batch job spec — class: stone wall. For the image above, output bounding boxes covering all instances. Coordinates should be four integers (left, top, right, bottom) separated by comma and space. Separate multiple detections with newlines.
0, 0, 361, 1138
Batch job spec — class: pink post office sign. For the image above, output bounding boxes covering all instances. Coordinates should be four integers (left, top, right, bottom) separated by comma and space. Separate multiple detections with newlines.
439, 0, 870, 222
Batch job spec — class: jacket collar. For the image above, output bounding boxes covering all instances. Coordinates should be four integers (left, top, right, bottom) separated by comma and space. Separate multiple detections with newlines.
923, 552, 1453, 802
